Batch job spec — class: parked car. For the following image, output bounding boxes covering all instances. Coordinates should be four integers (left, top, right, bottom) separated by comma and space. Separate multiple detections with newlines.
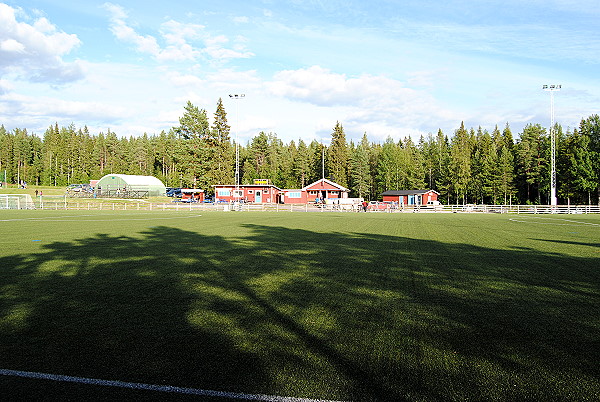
166, 188, 182, 198
66, 184, 93, 193
423, 200, 443, 210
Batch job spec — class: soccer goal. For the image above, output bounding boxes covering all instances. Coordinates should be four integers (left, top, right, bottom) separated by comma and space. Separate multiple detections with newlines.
0, 194, 35, 209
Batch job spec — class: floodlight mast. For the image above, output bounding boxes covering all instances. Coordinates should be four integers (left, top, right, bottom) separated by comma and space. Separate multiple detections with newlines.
543, 84, 561, 206
229, 94, 245, 202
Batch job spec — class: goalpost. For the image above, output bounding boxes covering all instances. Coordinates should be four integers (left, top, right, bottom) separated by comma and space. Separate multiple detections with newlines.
0, 194, 35, 209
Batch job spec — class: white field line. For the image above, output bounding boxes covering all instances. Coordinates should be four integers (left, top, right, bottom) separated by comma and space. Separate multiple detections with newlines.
0, 214, 202, 222
0, 369, 342, 402
509, 217, 600, 226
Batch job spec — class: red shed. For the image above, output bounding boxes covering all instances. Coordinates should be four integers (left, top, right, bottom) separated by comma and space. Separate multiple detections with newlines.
181, 188, 204, 202
381, 190, 439, 206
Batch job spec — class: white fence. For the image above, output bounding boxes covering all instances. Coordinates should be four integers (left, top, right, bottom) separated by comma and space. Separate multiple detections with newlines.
7, 199, 600, 214
440, 204, 600, 214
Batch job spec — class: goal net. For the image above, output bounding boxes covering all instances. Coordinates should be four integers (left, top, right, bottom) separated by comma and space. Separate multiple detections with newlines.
0, 194, 35, 209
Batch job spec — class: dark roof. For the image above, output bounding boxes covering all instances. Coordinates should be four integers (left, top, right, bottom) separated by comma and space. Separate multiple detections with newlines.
381, 189, 439, 196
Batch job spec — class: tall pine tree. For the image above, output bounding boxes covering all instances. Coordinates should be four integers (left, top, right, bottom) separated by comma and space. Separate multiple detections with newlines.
327, 122, 349, 187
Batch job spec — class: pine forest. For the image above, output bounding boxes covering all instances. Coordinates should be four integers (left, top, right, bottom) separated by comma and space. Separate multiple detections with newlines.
1, 98, 599, 205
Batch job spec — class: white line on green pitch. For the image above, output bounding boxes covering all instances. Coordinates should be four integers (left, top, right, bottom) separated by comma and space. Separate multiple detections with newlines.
0, 214, 202, 222
509, 217, 600, 226
0, 369, 343, 401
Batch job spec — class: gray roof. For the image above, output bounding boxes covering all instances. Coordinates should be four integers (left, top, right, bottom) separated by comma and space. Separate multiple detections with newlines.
381, 190, 439, 196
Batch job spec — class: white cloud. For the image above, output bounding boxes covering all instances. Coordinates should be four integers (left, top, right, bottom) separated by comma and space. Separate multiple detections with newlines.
0, 90, 130, 133
266, 65, 460, 140
0, 3, 83, 83
103, 3, 252, 63
166, 71, 205, 88
1, 38, 25, 53
204, 35, 253, 61
0, 78, 14, 94
267, 65, 420, 107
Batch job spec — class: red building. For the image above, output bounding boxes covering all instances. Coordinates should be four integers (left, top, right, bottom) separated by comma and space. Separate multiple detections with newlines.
283, 179, 350, 204
381, 190, 439, 206
213, 178, 349, 204
213, 184, 282, 204
181, 188, 204, 202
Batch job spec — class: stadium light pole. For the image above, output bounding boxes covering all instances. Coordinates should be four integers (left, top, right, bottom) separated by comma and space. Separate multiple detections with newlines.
229, 94, 245, 202
543, 84, 561, 206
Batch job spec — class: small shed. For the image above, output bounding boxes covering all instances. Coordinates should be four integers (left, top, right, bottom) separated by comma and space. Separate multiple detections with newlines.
381, 190, 439, 206
96, 174, 166, 197
181, 188, 205, 202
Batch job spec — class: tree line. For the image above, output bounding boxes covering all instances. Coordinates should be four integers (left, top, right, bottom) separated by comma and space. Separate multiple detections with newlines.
1, 98, 599, 204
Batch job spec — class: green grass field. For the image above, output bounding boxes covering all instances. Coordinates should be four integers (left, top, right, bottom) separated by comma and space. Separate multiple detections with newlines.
0, 210, 599, 401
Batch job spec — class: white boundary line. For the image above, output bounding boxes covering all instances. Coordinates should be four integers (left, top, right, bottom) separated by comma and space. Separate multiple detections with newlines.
0, 214, 202, 222
508, 217, 600, 226
0, 369, 342, 402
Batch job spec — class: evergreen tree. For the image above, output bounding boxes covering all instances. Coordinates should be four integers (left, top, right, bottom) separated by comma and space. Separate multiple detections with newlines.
209, 98, 234, 187
42, 124, 60, 185
376, 137, 400, 193
516, 124, 545, 203
567, 124, 597, 204
420, 134, 435, 189
351, 133, 371, 198
243, 132, 269, 184
496, 123, 516, 204
472, 128, 497, 203
327, 122, 349, 186
293, 139, 312, 188
0, 125, 12, 184
578, 114, 600, 204
398, 136, 425, 189
309, 140, 325, 184
266, 133, 285, 185
172, 101, 210, 187
13, 128, 34, 186
280, 140, 297, 188
449, 122, 472, 204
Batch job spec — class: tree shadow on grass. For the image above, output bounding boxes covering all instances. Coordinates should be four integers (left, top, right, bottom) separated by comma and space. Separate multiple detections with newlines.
0, 223, 599, 401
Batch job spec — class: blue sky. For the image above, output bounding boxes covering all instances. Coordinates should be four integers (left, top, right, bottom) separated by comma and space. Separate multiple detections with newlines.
1, 0, 598, 144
